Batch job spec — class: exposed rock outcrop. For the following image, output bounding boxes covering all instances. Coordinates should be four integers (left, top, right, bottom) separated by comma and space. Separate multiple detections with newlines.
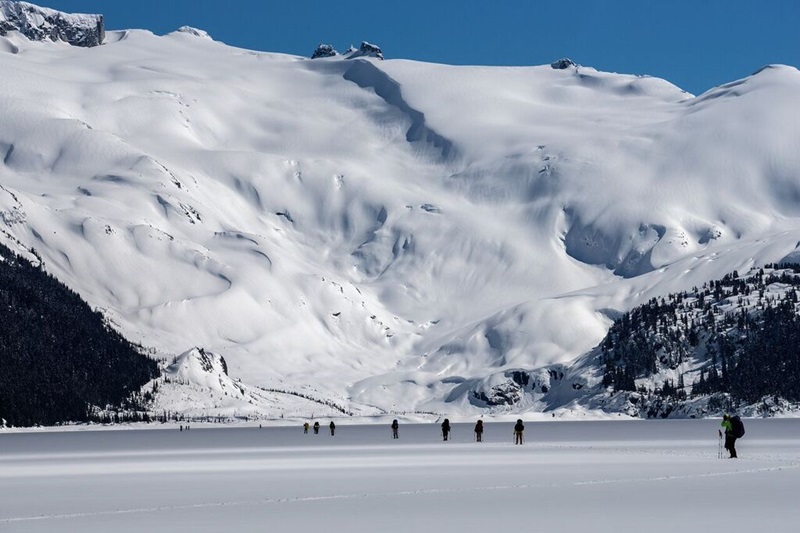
345, 41, 384, 60
0, 1, 104, 47
551, 58, 577, 69
311, 43, 338, 59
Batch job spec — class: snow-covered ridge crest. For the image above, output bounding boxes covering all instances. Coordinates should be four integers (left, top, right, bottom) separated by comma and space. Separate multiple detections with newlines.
345, 41, 384, 60
174, 26, 212, 40
0, 1, 104, 47
1, 23, 799, 419
311, 41, 385, 60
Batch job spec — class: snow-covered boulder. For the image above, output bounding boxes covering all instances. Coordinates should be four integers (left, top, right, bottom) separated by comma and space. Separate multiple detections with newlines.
311, 43, 338, 59
0, 1, 104, 47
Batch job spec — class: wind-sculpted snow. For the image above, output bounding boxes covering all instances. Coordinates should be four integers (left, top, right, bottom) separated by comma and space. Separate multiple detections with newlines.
1, 23, 799, 418
341, 59, 455, 160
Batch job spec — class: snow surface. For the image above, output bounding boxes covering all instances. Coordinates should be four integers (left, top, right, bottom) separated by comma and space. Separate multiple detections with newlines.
1, 20, 800, 417
1, 419, 799, 532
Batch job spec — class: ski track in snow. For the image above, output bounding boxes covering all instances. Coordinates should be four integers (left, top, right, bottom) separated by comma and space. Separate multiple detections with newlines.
3, 420, 799, 531
4, 464, 798, 525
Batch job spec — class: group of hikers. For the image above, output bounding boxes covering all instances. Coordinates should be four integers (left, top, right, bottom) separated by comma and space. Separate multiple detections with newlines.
297, 415, 745, 456
303, 420, 336, 436
300, 418, 528, 444
440, 418, 524, 443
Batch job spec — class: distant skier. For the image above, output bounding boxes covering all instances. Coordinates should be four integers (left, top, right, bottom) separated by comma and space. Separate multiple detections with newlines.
441, 418, 451, 441
391, 419, 399, 439
313, 421, 320, 434
329, 421, 336, 436
514, 419, 524, 445
474, 419, 484, 442
303, 422, 310, 434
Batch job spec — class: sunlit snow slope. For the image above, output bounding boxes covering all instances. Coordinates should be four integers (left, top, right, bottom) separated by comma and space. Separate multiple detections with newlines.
1, 23, 800, 416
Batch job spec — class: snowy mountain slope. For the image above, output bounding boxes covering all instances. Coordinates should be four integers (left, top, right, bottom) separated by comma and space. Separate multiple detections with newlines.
150, 347, 369, 420
0, 0, 103, 47
1, 6, 800, 418
534, 264, 800, 419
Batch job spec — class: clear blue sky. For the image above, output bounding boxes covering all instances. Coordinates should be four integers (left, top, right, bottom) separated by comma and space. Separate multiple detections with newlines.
41, 0, 800, 95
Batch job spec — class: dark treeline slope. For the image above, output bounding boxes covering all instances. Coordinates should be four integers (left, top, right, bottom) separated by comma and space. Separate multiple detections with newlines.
0, 242, 158, 426
602, 264, 800, 412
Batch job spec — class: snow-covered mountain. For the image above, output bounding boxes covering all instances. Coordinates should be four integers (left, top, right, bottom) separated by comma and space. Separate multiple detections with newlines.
0, 1, 103, 46
2, 4, 800, 419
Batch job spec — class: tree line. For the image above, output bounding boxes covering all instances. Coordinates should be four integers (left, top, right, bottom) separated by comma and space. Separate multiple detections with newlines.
601, 264, 800, 408
0, 242, 158, 426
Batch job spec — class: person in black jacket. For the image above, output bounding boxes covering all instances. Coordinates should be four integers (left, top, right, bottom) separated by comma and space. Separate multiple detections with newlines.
313, 421, 320, 434
329, 421, 336, 436
391, 419, 399, 439
514, 419, 524, 445
474, 419, 484, 442
441, 419, 451, 441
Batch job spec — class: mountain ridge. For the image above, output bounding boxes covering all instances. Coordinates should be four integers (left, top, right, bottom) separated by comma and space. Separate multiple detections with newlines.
1, 4, 800, 420
0, 0, 103, 47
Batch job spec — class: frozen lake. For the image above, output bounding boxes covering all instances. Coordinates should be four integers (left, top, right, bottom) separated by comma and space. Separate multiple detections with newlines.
2, 419, 799, 532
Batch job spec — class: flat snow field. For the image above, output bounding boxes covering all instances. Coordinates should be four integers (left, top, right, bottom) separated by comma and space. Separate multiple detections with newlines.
1, 419, 799, 532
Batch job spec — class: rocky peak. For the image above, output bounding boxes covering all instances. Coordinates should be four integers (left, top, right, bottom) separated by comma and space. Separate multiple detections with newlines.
167, 347, 229, 379
311, 43, 338, 59
346, 41, 384, 60
551, 58, 578, 70
0, 1, 104, 47
312, 41, 385, 60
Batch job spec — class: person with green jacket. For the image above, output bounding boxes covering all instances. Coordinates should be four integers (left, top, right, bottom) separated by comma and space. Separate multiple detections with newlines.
720, 414, 738, 458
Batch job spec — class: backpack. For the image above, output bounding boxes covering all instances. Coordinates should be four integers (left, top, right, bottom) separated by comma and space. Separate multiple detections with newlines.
731, 415, 745, 438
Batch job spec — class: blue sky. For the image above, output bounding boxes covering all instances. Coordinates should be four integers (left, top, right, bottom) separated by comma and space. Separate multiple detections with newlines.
40, 0, 800, 95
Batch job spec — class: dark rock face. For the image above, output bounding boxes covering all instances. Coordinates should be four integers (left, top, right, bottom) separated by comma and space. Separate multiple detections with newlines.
313, 41, 385, 60
357, 41, 383, 59
344, 41, 384, 60
311, 43, 338, 59
0, 1, 104, 47
472, 381, 523, 406
551, 58, 577, 69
